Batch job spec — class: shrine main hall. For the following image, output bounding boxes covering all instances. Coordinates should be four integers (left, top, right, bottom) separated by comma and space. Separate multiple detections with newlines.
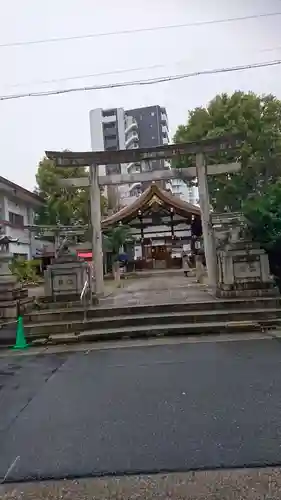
102, 184, 202, 270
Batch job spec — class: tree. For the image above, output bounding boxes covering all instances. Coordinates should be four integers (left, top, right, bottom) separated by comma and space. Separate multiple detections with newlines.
244, 180, 281, 250
35, 156, 107, 225
9, 257, 39, 284
243, 181, 281, 290
174, 92, 281, 212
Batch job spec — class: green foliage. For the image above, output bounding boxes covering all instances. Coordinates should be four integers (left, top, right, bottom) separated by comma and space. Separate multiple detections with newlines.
35, 156, 107, 225
9, 257, 39, 284
174, 92, 281, 212
243, 180, 281, 250
103, 224, 134, 261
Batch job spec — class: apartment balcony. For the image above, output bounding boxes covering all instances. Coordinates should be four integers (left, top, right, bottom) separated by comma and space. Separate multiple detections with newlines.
103, 127, 118, 139
162, 125, 169, 137
129, 182, 142, 195
125, 132, 139, 149
162, 136, 169, 145
102, 115, 117, 124
104, 137, 118, 150
160, 112, 168, 127
124, 115, 138, 136
164, 159, 171, 170
127, 162, 141, 174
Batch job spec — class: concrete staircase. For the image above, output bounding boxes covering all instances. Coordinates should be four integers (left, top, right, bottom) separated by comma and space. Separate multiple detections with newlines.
20, 296, 281, 347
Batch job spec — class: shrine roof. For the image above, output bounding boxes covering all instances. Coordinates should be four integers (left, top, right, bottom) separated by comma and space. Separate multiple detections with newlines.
102, 183, 200, 229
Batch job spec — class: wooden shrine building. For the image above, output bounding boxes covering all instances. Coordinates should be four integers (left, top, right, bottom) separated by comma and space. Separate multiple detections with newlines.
102, 183, 202, 270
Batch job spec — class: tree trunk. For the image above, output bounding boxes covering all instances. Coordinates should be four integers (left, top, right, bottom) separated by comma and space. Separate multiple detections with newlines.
112, 260, 120, 283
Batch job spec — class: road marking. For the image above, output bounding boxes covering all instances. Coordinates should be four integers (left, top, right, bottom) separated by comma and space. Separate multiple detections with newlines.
1, 456, 20, 484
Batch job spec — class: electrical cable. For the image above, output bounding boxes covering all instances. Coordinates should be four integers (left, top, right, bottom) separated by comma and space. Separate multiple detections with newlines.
3, 43, 281, 90
0, 11, 280, 49
0, 59, 280, 102
0, 62, 178, 89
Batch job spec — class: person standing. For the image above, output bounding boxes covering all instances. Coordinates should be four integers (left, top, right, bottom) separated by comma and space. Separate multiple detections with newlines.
182, 252, 191, 277
195, 250, 205, 283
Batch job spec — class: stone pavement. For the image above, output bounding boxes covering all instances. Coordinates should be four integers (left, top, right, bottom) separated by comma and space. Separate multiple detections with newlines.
26, 272, 211, 307
100, 275, 213, 307
2, 467, 281, 499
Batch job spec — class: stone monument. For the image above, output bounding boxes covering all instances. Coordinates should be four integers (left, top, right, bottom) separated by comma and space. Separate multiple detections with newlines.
0, 233, 31, 318
212, 212, 279, 298
44, 238, 94, 303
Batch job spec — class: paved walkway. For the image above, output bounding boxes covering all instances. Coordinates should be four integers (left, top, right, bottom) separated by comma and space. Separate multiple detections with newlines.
27, 274, 213, 307
100, 275, 214, 307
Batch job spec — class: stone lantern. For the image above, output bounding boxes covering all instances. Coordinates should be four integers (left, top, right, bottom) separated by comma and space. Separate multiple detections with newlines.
0, 234, 19, 284
0, 233, 31, 318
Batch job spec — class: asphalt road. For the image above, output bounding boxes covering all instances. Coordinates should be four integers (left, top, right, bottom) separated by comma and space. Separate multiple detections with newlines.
1, 339, 281, 482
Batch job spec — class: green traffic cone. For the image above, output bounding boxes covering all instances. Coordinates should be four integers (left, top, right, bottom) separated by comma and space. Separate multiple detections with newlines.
12, 315, 29, 350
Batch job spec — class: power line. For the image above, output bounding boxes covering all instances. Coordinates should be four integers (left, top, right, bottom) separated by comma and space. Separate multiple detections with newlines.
0, 62, 176, 89
0, 59, 280, 102
261, 45, 281, 53
0, 12, 280, 49
2, 44, 280, 89
1, 43, 281, 91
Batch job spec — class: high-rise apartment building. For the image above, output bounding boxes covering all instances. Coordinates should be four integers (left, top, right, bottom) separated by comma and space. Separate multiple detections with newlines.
89, 105, 198, 207
89, 105, 169, 206
126, 105, 169, 169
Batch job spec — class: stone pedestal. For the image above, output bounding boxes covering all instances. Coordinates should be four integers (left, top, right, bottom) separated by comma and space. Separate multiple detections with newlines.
213, 213, 279, 298
0, 248, 30, 319
44, 252, 92, 302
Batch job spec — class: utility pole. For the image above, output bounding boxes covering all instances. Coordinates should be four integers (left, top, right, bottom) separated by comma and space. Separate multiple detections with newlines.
196, 153, 217, 287
90, 164, 104, 295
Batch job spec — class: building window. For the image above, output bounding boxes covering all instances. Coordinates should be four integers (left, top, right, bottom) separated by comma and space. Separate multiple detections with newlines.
105, 133, 117, 140
103, 122, 116, 129
102, 109, 116, 117
9, 211, 24, 227
13, 253, 27, 260
151, 112, 155, 116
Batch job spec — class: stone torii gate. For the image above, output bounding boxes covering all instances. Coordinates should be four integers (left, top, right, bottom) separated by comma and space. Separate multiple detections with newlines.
46, 135, 242, 295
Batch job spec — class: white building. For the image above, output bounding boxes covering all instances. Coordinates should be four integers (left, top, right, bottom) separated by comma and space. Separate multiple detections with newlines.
0, 176, 44, 259
169, 178, 199, 206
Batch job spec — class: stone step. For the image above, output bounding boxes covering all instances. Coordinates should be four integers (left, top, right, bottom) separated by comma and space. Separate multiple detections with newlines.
77, 320, 272, 342
26, 297, 281, 323
33, 319, 279, 346
24, 308, 281, 339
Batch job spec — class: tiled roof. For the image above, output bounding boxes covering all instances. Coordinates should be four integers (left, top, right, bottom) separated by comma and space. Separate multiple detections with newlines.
102, 183, 200, 228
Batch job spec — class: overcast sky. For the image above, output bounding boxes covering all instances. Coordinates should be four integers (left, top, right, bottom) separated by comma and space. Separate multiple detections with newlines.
0, 0, 280, 190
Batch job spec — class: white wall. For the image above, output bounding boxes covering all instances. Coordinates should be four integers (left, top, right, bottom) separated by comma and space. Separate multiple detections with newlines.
117, 108, 126, 149
9, 242, 29, 257
170, 179, 199, 205
131, 226, 191, 239
5, 198, 28, 223
89, 109, 106, 181
89, 109, 104, 151
2, 195, 36, 259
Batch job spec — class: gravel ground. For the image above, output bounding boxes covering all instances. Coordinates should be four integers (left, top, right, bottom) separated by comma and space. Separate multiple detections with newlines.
1, 468, 281, 499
